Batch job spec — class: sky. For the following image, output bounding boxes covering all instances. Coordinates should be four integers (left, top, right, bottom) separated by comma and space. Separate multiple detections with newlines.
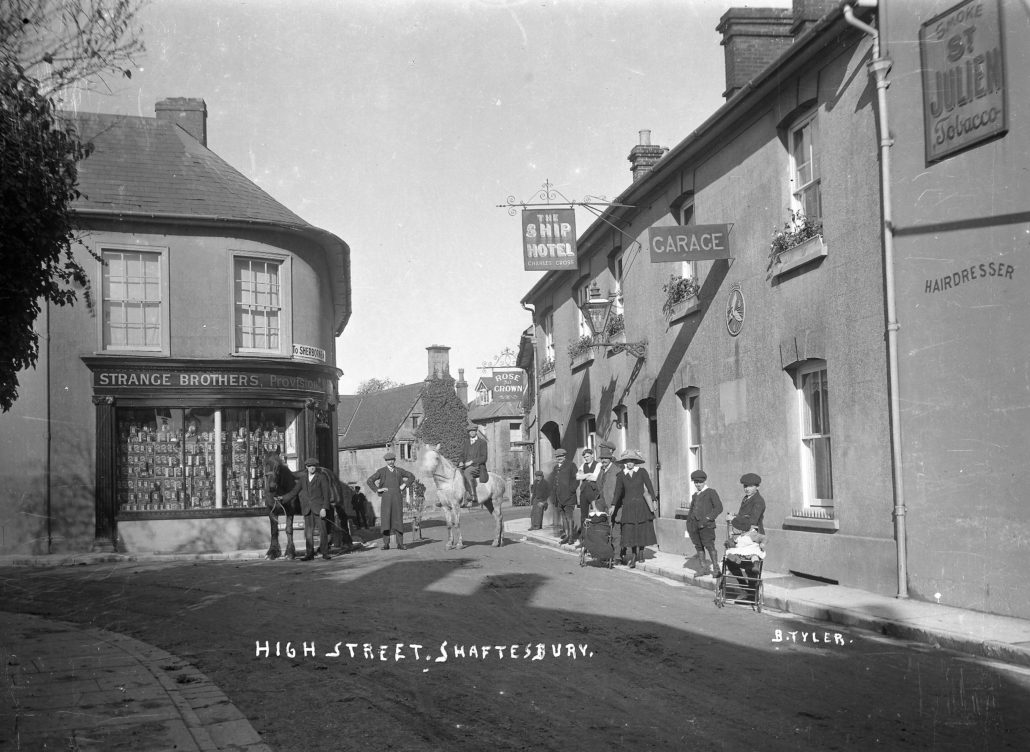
71, 0, 789, 394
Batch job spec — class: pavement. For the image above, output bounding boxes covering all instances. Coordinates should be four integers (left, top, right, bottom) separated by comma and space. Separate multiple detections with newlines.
508, 516, 1030, 670
3, 516, 1030, 751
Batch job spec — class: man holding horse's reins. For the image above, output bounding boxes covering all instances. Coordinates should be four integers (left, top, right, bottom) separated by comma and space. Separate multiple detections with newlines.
459, 424, 488, 506
297, 457, 334, 561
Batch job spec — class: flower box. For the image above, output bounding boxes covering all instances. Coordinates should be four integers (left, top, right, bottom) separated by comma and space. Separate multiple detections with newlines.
771, 234, 827, 277
570, 350, 594, 371
666, 293, 700, 321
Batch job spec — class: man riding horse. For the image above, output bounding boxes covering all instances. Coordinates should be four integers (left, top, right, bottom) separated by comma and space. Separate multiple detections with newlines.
459, 424, 488, 506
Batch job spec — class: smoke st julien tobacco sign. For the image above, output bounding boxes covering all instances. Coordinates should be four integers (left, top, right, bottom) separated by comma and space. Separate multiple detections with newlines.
919, 0, 1007, 163
522, 208, 577, 271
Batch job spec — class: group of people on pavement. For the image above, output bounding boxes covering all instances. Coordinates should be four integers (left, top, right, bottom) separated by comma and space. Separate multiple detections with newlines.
530, 443, 767, 580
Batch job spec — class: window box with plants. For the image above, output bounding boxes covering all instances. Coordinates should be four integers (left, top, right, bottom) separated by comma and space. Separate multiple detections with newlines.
605, 312, 626, 344
567, 335, 595, 370
662, 275, 701, 321
538, 357, 556, 386
768, 211, 826, 278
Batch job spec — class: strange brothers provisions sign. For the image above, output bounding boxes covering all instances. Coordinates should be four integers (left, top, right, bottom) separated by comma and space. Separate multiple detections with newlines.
522, 208, 577, 271
919, 0, 1007, 163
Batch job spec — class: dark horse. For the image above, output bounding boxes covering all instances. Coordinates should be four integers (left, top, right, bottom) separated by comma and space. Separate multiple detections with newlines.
263, 453, 300, 559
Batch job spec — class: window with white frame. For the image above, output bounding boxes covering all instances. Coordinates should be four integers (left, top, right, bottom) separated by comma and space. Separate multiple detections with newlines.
576, 283, 593, 338
578, 414, 596, 452
542, 310, 555, 366
797, 360, 833, 507
509, 421, 522, 445
789, 111, 822, 222
682, 387, 702, 478
100, 248, 168, 352
399, 442, 415, 462
234, 256, 283, 353
612, 248, 625, 315
678, 197, 697, 284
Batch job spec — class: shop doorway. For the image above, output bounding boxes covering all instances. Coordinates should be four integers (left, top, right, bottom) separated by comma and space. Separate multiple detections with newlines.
316, 426, 335, 472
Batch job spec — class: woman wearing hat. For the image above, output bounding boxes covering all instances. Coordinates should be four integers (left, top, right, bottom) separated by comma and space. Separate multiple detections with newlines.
733, 473, 766, 534
609, 449, 658, 567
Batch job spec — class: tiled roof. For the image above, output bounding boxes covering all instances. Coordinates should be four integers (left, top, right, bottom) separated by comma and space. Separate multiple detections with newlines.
65, 112, 310, 225
338, 383, 424, 448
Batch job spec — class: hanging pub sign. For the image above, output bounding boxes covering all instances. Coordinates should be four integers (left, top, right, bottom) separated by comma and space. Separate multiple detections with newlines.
919, 0, 1007, 164
648, 224, 732, 263
522, 208, 577, 271
491, 369, 526, 398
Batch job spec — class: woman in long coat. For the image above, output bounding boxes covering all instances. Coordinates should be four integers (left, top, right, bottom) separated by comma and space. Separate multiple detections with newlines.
610, 449, 658, 568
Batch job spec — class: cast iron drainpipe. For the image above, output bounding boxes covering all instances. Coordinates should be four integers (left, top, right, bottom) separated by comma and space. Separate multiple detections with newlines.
520, 302, 541, 477
843, 0, 908, 599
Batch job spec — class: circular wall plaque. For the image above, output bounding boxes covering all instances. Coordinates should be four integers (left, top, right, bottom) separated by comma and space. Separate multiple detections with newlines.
726, 285, 745, 336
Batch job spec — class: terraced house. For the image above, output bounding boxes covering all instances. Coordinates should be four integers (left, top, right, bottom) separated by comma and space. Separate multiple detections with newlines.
521, 0, 1030, 619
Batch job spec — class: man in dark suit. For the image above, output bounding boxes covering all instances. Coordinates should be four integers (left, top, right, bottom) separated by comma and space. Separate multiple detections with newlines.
459, 425, 488, 505
296, 457, 333, 560
687, 470, 723, 576
734, 472, 766, 534
549, 448, 578, 544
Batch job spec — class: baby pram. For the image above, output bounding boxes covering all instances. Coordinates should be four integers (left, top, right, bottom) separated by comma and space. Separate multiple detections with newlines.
714, 521, 765, 612
578, 514, 616, 568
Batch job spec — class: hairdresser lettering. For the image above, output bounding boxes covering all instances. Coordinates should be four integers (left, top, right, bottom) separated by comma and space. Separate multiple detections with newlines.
919, 0, 1007, 162
255, 640, 595, 661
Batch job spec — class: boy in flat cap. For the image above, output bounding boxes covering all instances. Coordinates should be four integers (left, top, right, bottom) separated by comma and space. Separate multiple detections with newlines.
686, 470, 723, 576
367, 451, 415, 550
529, 470, 550, 530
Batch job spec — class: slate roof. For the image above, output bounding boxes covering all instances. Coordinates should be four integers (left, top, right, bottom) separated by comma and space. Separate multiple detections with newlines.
63, 111, 352, 334
338, 383, 424, 449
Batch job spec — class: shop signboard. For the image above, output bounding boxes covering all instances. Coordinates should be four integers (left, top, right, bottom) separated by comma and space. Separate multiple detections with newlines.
92, 368, 331, 395
648, 224, 732, 263
522, 208, 577, 270
920, 0, 1007, 163
491, 369, 526, 398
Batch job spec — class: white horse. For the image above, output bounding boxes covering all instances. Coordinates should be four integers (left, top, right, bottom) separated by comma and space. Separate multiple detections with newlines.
420, 444, 506, 550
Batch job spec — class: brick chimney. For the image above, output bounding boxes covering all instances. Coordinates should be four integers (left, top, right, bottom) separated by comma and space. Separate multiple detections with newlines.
717, 8, 793, 100
627, 130, 668, 182
791, 0, 839, 37
155, 97, 207, 146
426, 345, 451, 380
456, 368, 469, 404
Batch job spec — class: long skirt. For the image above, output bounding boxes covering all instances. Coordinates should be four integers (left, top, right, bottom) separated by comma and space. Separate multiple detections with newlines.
619, 495, 657, 548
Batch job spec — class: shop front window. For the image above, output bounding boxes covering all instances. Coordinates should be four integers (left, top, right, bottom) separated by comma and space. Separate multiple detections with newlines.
116, 406, 299, 513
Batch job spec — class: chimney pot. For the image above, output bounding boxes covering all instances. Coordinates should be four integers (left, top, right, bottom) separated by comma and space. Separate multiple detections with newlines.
639, 129, 652, 146
627, 131, 668, 182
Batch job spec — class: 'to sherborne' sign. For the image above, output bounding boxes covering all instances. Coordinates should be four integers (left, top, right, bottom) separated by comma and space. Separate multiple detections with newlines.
522, 208, 577, 271
920, 0, 1007, 163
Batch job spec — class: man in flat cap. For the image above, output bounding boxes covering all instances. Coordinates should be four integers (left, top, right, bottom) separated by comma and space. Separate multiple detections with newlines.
296, 457, 333, 561
573, 447, 601, 546
686, 470, 723, 576
459, 424, 488, 506
549, 448, 578, 543
529, 470, 550, 530
367, 451, 416, 550
733, 473, 766, 534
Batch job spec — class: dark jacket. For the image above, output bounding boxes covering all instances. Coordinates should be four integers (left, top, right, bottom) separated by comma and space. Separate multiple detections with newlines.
550, 460, 578, 507
462, 437, 489, 482
688, 487, 722, 528
531, 478, 551, 503
294, 468, 333, 516
735, 491, 766, 534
